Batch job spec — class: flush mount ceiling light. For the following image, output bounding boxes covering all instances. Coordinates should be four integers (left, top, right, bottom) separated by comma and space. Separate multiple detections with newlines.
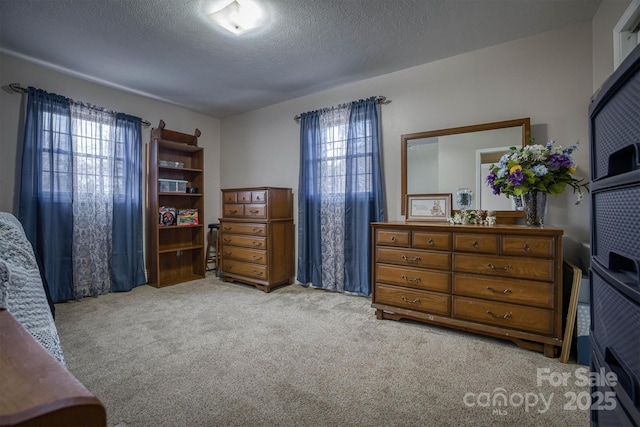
208, 0, 264, 36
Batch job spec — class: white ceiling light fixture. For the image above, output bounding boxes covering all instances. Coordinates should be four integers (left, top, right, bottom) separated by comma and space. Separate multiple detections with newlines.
208, 0, 264, 36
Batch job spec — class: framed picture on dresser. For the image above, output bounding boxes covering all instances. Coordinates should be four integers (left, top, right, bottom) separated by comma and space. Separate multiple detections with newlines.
406, 193, 452, 222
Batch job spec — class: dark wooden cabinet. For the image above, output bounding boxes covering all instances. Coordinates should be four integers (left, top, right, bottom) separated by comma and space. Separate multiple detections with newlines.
146, 122, 205, 287
371, 222, 564, 357
219, 187, 294, 292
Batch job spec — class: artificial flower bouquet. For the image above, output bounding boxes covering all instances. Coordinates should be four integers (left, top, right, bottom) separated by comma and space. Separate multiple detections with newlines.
486, 140, 589, 204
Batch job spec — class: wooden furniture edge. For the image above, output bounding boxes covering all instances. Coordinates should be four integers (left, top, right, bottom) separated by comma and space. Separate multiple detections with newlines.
0, 309, 106, 427
559, 260, 583, 363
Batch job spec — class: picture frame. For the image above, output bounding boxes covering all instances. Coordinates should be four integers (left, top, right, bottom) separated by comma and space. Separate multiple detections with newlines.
406, 193, 452, 222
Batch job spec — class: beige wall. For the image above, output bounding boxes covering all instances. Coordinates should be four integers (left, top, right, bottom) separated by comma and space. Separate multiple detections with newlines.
0, 54, 222, 229
1, 3, 632, 265
221, 21, 596, 248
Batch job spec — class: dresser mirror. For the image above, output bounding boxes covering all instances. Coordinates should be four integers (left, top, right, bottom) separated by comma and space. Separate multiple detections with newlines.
401, 118, 531, 217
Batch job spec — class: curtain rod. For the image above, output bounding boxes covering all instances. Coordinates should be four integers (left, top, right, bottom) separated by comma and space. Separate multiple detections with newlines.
293, 95, 390, 123
2, 83, 151, 127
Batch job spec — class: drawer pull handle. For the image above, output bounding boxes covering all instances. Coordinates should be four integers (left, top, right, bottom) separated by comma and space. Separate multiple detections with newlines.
252, 228, 263, 234
223, 238, 232, 243
252, 242, 262, 247
223, 226, 231, 231
428, 238, 434, 246
252, 256, 263, 260
249, 210, 260, 214
523, 244, 530, 252
487, 311, 512, 319
401, 255, 421, 262
487, 263, 511, 271
253, 270, 263, 275
224, 251, 232, 256
401, 274, 421, 283
230, 209, 238, 214
472, 241, 479, 248
390, 236, 396, 242
487, 286, 512, 294
401, 296, 420, 304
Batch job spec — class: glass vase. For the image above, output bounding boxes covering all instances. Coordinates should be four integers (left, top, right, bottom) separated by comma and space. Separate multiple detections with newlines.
523, 191, 548, 226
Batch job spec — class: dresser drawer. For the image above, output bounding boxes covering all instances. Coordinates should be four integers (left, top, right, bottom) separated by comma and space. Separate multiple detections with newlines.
221, 245, 267, 265
223, 204, 244, 217
452, 273, 553, 308
591, 66, 640, 181
592, 185, 640, 270
376, 229, 410, 247
376, 264, 450, 292
222, 259, 267, 280
376, 247, 450, 270
412, 231, 451, 250
223, 192, 237, 203
221, 234, 266, 249
502, 235, 555, 258
221, 222, 267, 236
452, 296, 553, 335
453, 233, 498, 254
244, 204, 266, 218
237, 191, 252, 203
252, 190, 267, 203
453, 253, 554, 282
375, 284, 450, 316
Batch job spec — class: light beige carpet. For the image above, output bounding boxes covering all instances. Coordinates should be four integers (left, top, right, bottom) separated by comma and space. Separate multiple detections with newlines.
55, 275, 590, 427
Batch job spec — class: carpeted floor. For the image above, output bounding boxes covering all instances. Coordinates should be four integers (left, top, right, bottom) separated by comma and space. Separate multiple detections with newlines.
55, 275, 590, 427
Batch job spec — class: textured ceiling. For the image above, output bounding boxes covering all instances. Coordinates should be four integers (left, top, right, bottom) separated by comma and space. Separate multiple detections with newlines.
0, 0, 602, 118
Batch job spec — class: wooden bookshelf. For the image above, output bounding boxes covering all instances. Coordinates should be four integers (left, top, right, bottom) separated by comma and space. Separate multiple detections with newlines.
146, 121, 205, 287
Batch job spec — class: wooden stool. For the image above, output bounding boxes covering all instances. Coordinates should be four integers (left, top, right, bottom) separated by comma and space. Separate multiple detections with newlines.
206, 223, 220, 274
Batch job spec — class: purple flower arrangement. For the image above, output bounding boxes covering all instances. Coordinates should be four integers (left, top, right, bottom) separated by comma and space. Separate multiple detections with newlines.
486, 140, 589, 204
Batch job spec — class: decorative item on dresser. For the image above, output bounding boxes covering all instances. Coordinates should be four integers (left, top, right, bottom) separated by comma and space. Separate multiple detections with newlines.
588, 42, 640, 426
146, 121, 205, 287
371, 222, 564, 357
219, 187, 294, 292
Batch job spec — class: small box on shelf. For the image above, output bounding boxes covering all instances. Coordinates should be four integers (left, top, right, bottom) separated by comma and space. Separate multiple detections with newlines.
159, 179, 188, 193
177, 209, 199, 226
159, 206, 177, 226
159, 160, 184, 168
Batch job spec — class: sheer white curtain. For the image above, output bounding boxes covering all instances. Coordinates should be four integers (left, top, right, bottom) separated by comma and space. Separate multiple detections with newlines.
318, 106, 350, 292
70, 104, 115, 298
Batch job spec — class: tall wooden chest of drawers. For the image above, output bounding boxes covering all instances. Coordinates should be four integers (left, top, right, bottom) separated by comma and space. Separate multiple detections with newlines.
219, 187, 294, 292
371, 222, 564, 357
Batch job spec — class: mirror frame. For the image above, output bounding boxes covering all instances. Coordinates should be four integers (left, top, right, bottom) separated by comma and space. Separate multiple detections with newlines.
400, 117, 531, 218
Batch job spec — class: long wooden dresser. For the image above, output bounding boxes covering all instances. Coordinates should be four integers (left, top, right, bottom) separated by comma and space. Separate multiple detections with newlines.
371, 222, 564, 357
219, 187, 294, 292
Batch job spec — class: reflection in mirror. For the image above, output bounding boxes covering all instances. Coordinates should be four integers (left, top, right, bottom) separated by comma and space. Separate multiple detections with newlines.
401, 118, 530, 215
